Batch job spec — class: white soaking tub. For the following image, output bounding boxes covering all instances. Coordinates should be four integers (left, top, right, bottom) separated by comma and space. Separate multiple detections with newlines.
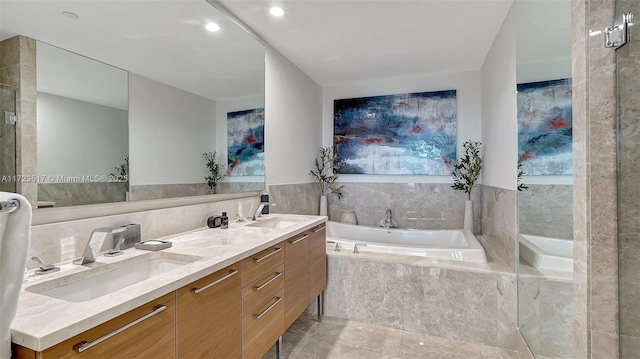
519, 233, 573, 272
326, 221, 487, 263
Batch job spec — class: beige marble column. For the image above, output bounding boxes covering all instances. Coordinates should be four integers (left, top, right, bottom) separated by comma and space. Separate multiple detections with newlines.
572, 0, 620, 357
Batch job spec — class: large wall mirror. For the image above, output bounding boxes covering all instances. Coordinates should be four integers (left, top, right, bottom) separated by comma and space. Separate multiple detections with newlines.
0, 0, 265, 209
515, 0, 573, 357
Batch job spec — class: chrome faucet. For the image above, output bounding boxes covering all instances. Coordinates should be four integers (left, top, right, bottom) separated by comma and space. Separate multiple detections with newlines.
378, 209, 398, 229
252, 203, 276, 221
74, 226, 127, 265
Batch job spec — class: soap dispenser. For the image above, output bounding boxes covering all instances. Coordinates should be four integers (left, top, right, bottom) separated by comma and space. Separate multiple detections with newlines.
220, 212, 229, 229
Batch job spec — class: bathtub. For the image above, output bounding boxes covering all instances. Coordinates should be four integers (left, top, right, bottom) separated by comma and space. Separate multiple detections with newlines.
519, 234, 573, 272
326, 221, 487, 263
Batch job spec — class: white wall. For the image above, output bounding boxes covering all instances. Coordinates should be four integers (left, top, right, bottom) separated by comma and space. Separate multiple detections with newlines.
128, 73, 216, 185
480, 4, 518, 190
216, 95, 265, 184
37, 92, 128, 179
264, 47, 323, 186
322, 70, 482, 184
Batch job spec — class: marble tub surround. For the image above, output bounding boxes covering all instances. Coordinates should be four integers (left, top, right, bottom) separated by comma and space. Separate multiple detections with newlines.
319, 249, 517, 350
518, 266, 572, 359
518, 184, 573, 240
326, 182, 482, 233
28, 196, 261, 269
481, 185, 518, 271
13, 214, 325, 351
262, 313, 519, 359
38, 183, 128, 207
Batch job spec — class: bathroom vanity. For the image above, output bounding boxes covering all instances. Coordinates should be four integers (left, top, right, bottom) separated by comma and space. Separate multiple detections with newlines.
11, 215, 326, 359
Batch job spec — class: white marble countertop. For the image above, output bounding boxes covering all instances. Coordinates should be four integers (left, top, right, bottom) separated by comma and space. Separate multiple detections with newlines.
11, 214, 326, 352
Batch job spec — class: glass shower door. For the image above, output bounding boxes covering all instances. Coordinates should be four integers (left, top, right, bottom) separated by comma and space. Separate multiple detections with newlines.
0, 85, 16, 193
617, 1, 639, 357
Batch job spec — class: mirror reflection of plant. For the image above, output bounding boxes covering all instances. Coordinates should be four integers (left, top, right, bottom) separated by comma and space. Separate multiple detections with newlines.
111, 155, 129, 185
450, 140, 482, 200
310, 146, 344, 199
203, 151, 226, 191
517, 160, 529, 191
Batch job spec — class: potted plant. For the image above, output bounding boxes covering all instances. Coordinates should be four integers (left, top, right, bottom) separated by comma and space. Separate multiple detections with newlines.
111, 155, 130, 200
310, 146, 344, 216
203, 151, 225, 193
450, 140, 482, 231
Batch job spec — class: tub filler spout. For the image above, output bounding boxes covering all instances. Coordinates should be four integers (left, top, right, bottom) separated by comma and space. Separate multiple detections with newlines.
378, 209, 397, 229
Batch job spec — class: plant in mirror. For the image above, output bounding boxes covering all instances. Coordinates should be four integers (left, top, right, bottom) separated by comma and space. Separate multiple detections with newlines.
0, 0, 265, 211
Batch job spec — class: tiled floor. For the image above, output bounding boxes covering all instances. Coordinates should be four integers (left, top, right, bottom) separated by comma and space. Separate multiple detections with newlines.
263, 314, 520, 359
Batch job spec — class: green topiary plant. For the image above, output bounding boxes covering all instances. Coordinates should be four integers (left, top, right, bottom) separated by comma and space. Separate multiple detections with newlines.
203, 151, 225, 191
310, 146, 344, 199
517, 160, 529, 191
450, 140, 483, 200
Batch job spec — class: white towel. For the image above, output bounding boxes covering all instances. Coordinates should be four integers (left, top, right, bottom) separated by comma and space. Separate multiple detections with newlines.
0, 193, 31, 359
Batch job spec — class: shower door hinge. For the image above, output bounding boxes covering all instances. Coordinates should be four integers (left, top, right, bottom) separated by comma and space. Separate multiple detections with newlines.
605, 13, 633, 49
3, 111, 17, 125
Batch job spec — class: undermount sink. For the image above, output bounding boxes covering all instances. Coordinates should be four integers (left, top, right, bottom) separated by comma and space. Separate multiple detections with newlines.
246, 216, 309, 229
26, 252, 200, 302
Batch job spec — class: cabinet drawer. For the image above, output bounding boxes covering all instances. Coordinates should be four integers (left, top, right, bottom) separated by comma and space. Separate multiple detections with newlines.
41, 292, 175, 359
242, 243, 284, 287
177, 264, 242, 359
242, 288, 284, 359
242, 264, 284, 316
309, 224, 327, 300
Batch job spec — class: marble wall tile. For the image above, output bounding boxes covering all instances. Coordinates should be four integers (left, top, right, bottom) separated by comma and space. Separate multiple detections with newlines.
38, 183, 128, 207
481, 185, 517, 271
619, 334, 640, 359
591, 246, 618, 333
325, 182, 481, 233
574, 318, 590, 359
518, 184, 573, 239
28, 196, 259, 268
591, 330, 619, 359
516, 329, 535, 359
268, 182, 321, 216
618, 247, 640, 336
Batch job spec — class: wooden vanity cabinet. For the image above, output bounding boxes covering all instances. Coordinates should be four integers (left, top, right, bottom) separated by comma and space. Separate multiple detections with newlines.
13, 221, 327, 359
284, 231, 310, 329
284, 223, 327, 330
14, 292, 176, 359
176, 263, 242, 359
308, 223, 327, 300
241, 243, 285, 359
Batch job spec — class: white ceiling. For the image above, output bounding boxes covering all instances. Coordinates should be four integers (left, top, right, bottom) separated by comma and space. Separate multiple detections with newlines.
0, 0, 265, 104
0, 0, 570, 106
218, 0, 514, 86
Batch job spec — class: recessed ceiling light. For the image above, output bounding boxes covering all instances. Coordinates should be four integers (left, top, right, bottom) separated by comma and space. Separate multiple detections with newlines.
62, 11, 79, 19
269, 7, 286, 17
205, 22, 221, 32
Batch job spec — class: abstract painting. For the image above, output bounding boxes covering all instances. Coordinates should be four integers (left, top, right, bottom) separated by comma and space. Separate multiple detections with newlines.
517, 79, 572, 175
227, 108, 264, 176
334, 90, 457, 175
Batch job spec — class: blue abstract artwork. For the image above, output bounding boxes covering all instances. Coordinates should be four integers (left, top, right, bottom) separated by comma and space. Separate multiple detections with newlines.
227, 108, 264, 176
333, 91, 457, 175
517, 79, 572, 175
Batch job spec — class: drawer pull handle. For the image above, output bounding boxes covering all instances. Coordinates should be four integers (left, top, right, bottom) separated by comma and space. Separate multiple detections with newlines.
289, 234, 309, 244
253, 297, 282, 319
191, 269, 239, 294
73, 305, 166, 352
254, 272, 282, 291
313, 226, 326, 233
253, 247, 282, 263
